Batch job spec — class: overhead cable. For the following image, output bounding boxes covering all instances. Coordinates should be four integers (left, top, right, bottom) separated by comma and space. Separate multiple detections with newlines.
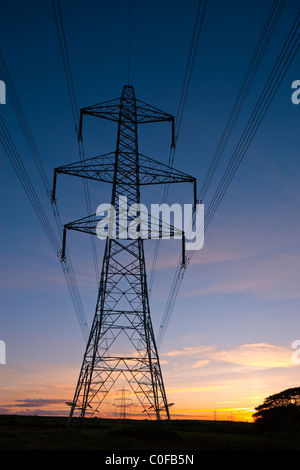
149, 0, 207, 295
156, 7, 299, 348
0, 116, 89, 341
0, 50, 89, 342
52, 0, 100, 283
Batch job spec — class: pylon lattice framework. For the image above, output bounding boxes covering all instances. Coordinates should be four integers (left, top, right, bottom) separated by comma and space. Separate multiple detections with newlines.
53, 85, 196, 425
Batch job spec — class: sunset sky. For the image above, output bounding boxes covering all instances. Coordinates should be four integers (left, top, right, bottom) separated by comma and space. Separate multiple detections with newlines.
0, 0, 299, 423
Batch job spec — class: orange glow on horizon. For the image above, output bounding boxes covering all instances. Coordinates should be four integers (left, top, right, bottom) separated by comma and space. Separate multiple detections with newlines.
0, 398, 256, 423
1, 343, 297, 425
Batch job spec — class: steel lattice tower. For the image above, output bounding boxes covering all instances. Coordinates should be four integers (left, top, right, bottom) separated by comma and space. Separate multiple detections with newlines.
52, 85, 197, 426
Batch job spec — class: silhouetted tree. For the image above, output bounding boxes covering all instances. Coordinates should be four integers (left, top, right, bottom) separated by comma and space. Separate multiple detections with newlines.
253, 387, 300, 431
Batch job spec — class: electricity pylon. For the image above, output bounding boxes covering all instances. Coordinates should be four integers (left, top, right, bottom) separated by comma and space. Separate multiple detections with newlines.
52, 85, 197, 426
114, 387, 132, 419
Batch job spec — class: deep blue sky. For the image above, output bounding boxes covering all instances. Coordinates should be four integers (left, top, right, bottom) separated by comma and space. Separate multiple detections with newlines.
0, 0, 299, 419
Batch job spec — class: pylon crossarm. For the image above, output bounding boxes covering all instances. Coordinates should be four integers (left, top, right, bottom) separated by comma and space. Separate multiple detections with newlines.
80, 97, 173, 126
52, 152, 194, 201
79, 88, 175, 145
61, 211, 186, 265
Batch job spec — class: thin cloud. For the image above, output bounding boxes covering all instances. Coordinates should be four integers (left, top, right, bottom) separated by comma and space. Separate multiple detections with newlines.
163, 346, 216, 357
192, 360, 210, 368
215, 343, 295, 368
8, 398, 68, 408
178, 248, 300, 301
163, 342, 295, 370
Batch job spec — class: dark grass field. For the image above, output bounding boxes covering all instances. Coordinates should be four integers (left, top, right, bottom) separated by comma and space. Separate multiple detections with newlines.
0, 415, 299, 451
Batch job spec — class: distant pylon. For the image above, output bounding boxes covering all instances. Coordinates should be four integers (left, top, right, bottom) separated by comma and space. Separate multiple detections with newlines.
53, 85, 197, 426
114, 387, 132, 419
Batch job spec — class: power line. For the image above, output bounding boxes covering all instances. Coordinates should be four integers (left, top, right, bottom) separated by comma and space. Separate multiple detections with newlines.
0, 49, 89, 342
151, 0, 282, 309
174, 0, 207, 146
51, 0, 79, 134
0, 116, 89, 341
0, 50, 51, 194
156, 8, 299, 348
198, 0, 286, 201
52, 0, 100, 284
204, 10, 299, 232
149, 0, 207, 295
0, 116, 61, 254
